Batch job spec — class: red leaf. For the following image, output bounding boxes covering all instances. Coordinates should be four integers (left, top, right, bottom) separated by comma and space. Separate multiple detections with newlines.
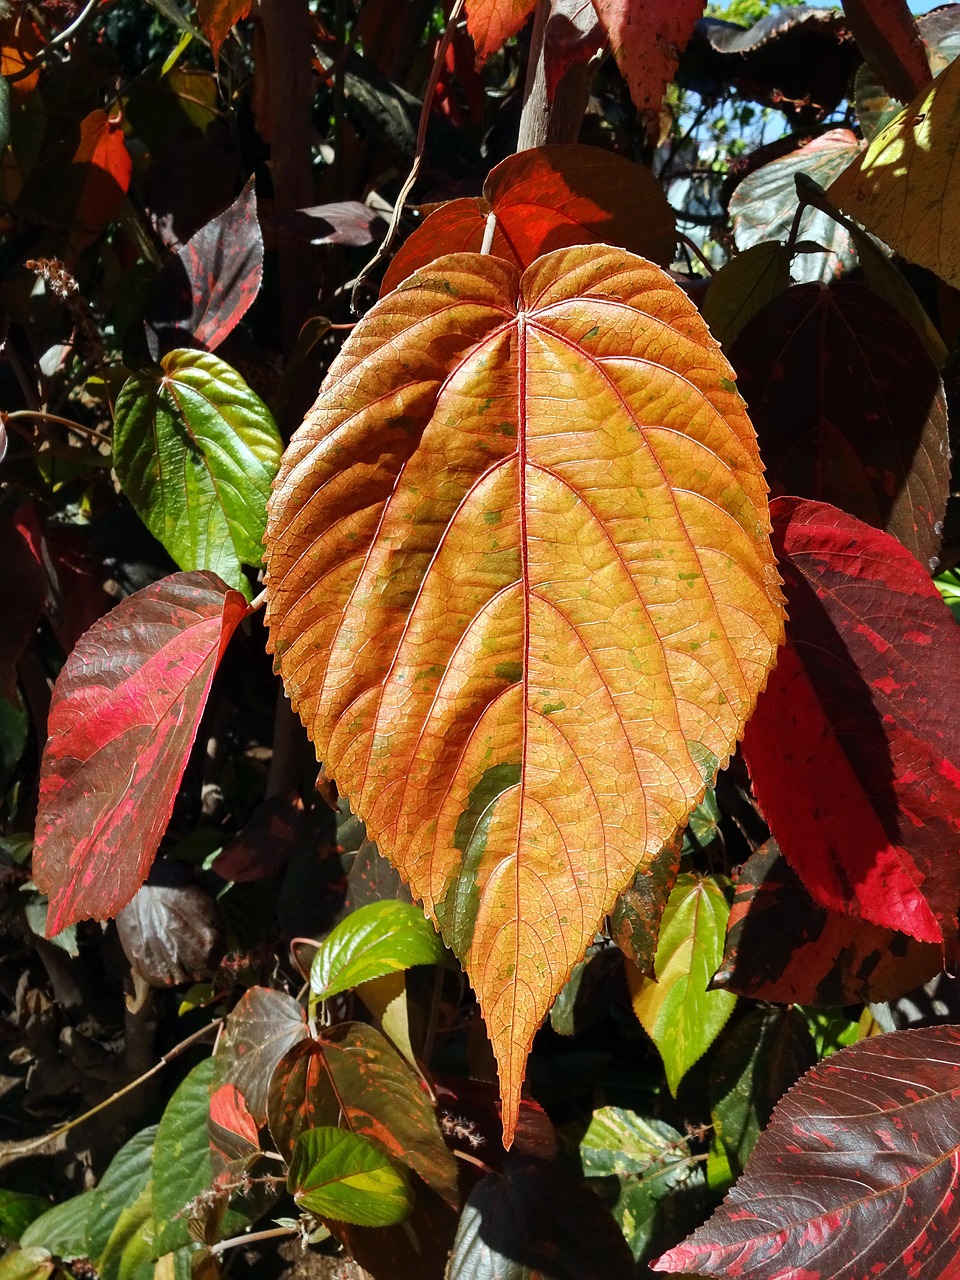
382, 143, 676, 294
843, 0, 931, 103
741, 497, 960, 946
713, 841, 942, 1006
72, 108, 132, 238
33, 571, 248, 933
144, 177, 264, 356
212, 987, 308, 1126
196, 0, 252, 62
212, 790, 304, 882
465, 0, 536, 64
209, 1084, 260, 1164
590, 0, 703, 117
653, 1026, 960, 1279
730, 281, 949, 571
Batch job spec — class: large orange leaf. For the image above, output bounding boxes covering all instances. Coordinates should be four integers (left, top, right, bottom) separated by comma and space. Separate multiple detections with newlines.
265, 246, 784, 1145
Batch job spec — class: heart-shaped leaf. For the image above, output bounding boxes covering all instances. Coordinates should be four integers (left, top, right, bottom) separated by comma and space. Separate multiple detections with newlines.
32, 572, 247, 933
741, 497, 960, 944
309, 900, 445, 1003
653, 1026, 960, 1279
114, 350, 282, 596
627, 873, 737, 1095
267, 1022, 457, 1205
287, 1128, 412, 1228
830, 53, 960, 289
212, 987, 308, 1126
265, 245, 784, 1144
382, 143, 676, 294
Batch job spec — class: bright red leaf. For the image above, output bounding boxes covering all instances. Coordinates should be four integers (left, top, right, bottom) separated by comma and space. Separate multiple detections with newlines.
465, 0, 536, 65
381, 143, 676, 294
33, 571, 248, 933
72, 108, 132, 240
741, 497, 960, 947
653, 1026, 960, 1279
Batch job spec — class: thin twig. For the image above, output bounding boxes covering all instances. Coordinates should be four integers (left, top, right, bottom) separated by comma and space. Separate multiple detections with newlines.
8, 0, 100, 82
211, 1224, 298, 1256
4, 408, 111, 447
351, 0, 467, 308
4, 1019, 221, 1158
677, 232, 717, 278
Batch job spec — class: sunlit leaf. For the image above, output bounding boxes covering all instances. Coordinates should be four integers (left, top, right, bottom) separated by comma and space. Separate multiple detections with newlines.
195, 0, 251, 62
71, 108, 132, 242
287, 1128, 412, 1228
86, 1129, 155, 1271
627, 874, 737, 1095
729, 130, 862, 284
578, 1107, 708, 1262
590, 0, 703, 116
212, 986, 308, 1125
730, 281, 949, 569
742, 497, 960, 944
267, 1022, 457, 1205
713, 842, 942, 1006
265, 245, 784, 1144
0, 1249, 55, 1280
114, 350, 282, 596
653, 1026, 960, 1279
830, 54, 960, 290
19, 1192, 96, 1258
382, 143, 676, 294
464, 0, 535, 64
33, 572, 247, 933
309, 900, 445, 1002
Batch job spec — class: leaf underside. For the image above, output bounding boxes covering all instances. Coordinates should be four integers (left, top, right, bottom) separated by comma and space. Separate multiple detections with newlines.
265, 244, 784, 1145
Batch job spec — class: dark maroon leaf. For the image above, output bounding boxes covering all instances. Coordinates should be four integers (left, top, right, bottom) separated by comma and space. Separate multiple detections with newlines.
447, 1155, 636, 1280
654, 1026, 960, 1279
33, 571, 248, 933
267, 1022, 457, 1205
116, 863, 223, 986
267, 200, 387, 247
342, 838, 412, 912
434, 1077, 559, 1167
714, 842, 943, 1006
212, 987, 308, 1126
731, 281, 949, 569
741, 498, 960, 946
331, 1185, 458, 1280
212, 790, 304, 883
144, 177, 263, 357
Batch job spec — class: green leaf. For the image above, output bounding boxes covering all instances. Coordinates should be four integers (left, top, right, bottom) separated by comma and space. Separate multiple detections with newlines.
627, 874, 736, 1094
0, 1190, 50, 1244
19, 1190, 96, 1256
707, 1007, 816, 1192
0, 1249, 54, 1280
578, 1107, 708, 1263
0, 76, 10, 156
114, 349, 282, 597
286, 1127, 412, 1227
153, 1057, 234, 1256
95, 1182, 156, 1280
701, 243, 791, 351
86, 1127, 156, 1265
309, 900, 445, 1003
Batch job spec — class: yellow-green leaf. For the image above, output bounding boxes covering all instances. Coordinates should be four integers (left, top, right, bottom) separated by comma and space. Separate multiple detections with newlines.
829, 53, 960, 290
265, 246, 784, 1145
627, 873, 737, 1095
